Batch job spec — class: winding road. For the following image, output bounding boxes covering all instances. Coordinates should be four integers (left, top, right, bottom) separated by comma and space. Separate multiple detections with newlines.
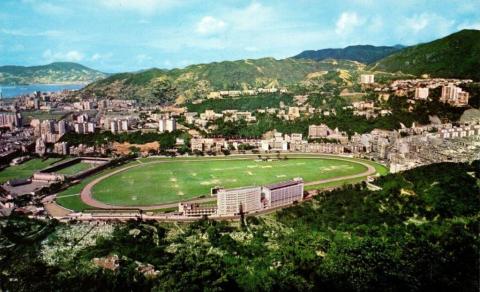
79, 155, 378, 211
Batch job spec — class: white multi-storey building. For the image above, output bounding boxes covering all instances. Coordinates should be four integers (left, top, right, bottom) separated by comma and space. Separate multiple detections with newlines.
262, 179, 304, 208
441, 83, 470, 106
159, 118, 176, 133
414, 87, 429, 99
216, 186, 262, 215
58, 120, 66, 136
110, 121, 119, 134
360, 74, 375, 84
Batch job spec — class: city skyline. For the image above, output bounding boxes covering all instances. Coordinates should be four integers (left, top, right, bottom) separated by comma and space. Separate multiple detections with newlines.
1, 0, 480, 72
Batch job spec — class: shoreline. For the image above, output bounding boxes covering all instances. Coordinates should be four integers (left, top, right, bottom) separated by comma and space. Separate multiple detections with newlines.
0, 83, 86, 99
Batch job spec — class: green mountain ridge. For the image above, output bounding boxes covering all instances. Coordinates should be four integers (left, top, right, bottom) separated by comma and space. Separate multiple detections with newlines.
0, 62, 108, 85
83, 29, 480, 103
83, 57, 365, 103
294, 44, 404, 63
369, 29, 480, 80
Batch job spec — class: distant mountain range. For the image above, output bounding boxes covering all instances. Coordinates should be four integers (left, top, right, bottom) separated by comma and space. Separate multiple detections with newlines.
293, 45, 404, 64
0, 62, 108, 85
369, 29, 480, 80
2, 29, 478, 102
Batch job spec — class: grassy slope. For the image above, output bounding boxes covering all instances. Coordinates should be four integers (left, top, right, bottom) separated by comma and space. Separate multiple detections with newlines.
0, 158, 62, 183
370, 29, 480, 80
83, 58, 364, 102
91, 157, 368, 206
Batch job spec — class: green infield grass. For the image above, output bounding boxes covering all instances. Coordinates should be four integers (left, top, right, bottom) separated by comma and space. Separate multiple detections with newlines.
91, 156, 371, 206
0, 158, 62, 183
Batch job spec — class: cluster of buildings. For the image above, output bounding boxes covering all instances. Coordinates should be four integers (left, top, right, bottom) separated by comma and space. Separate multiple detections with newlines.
177, 178, 304, 217
387, 78, 472, 106
352, 121, 480, 172
206, 87, 288, 99
188, 117, 480, 169
0, 111, 22, 128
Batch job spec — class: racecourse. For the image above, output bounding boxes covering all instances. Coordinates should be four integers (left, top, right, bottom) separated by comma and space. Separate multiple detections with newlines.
79, 155, 381, 209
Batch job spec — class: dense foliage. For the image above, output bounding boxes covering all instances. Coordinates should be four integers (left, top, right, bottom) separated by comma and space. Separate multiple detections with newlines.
0, 161, 478, 291
186, 93, 294, 113
60, 130, 186, 150
370, 29, 480, 80
294, 45, 403, 64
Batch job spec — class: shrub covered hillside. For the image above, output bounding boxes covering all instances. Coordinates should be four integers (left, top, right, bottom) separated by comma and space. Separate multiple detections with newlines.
82, 58, 364, 103
294, 44, 403, 64
0, 161, 478, 291
370, 29, 480, 80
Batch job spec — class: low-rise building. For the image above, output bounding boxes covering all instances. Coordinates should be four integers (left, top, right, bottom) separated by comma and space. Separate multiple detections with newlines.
178, 203, 217, 217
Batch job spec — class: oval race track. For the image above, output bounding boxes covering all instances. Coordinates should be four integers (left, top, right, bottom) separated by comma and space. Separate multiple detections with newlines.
80, 155, 378, 211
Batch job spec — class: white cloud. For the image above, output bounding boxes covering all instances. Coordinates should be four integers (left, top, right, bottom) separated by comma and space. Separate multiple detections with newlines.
405, 13, 454, 34
35, 2, 70, 15
457, 22, 480, 30
196, 16, 226, 35
398, 13, 455, 44
43, 50, 85, 62
98, 0, 177, 15
335, 11, 365, 35
229, 2, 275, 31
405, 14, 429, 33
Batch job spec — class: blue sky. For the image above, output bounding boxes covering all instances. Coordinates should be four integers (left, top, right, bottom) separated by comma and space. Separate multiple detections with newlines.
1, 0, 479, 72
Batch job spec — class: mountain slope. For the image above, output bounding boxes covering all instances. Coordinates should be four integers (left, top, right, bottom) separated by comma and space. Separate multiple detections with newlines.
0, 62, 108, 85
369, 29, 480, 80
294, 45, 403, 63
83, 57, 365, 103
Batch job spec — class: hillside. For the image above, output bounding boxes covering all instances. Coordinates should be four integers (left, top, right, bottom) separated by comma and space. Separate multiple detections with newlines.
369, 29, 480, 80
294, 45, 403, 63
0, 62, 108, 85
83, 57, 365, 103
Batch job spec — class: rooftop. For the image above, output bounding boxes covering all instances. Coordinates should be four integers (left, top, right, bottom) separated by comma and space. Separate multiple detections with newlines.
264, 179, 303, 191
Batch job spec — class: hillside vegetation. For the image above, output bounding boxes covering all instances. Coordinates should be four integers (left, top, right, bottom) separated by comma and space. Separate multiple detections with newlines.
82, 58, 364, 103
370, 29, 480, 80
83, 29, 480, 103
294, 45, 403, 63
0, 62, 107, 85
1, 161, 478, 291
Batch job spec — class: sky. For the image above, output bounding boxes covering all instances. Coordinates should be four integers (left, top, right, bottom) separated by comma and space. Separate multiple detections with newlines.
0, 0, 479, 73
